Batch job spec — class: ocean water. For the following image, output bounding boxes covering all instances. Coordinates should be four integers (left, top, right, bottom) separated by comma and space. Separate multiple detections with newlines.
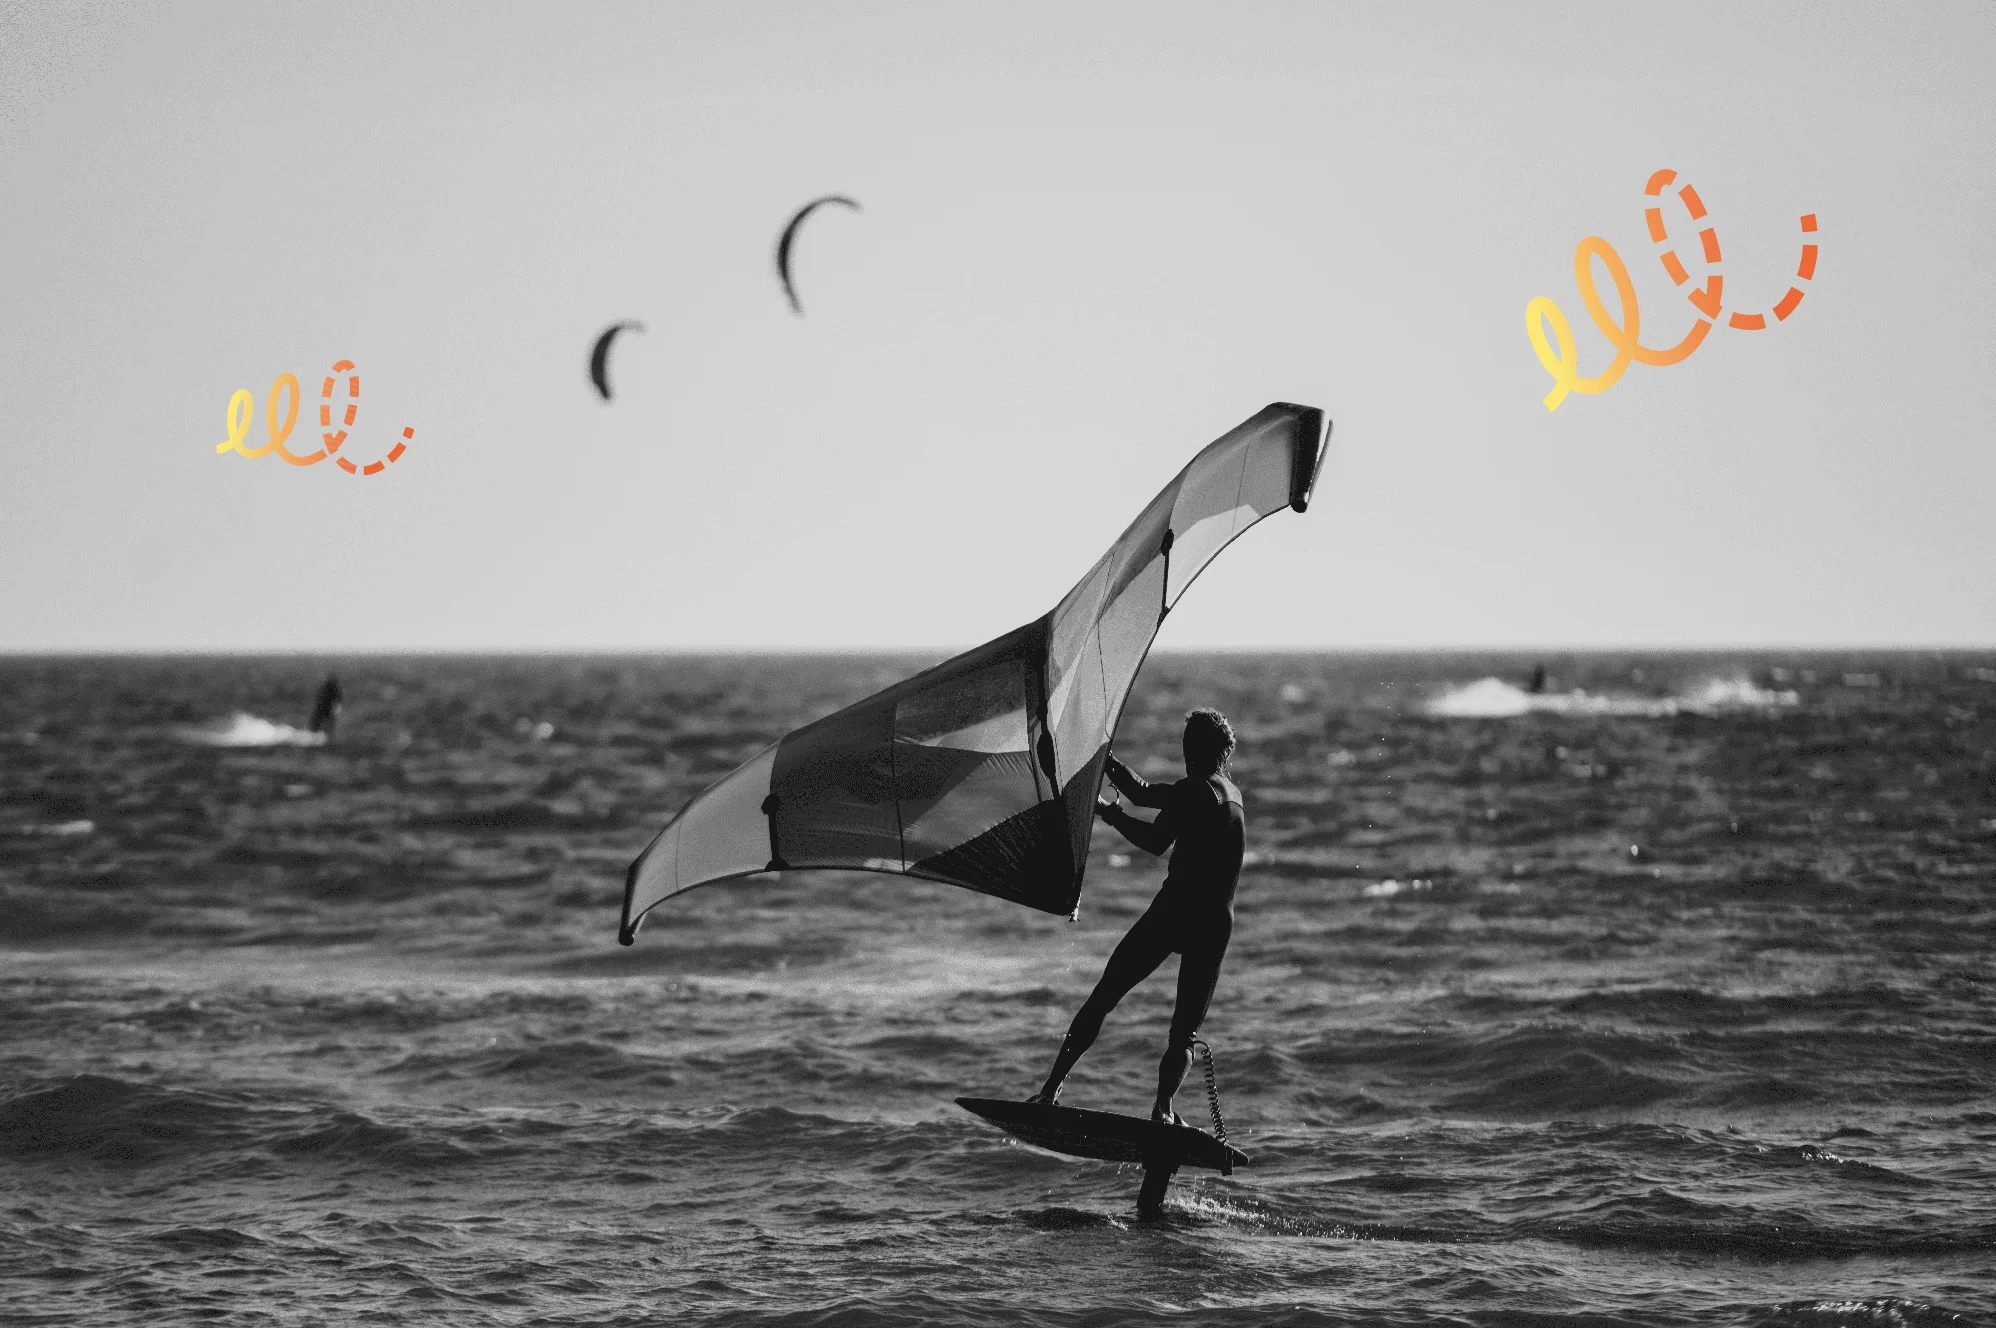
2, 651, 1993, 1327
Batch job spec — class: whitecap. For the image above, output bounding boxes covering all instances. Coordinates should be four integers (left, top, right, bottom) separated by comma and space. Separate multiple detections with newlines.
1426, 678, 1533, 718
174, 712, 328, 748
10, 819, 94, 836
1426, 676, 1798, 719
1683, 677, 1801, 710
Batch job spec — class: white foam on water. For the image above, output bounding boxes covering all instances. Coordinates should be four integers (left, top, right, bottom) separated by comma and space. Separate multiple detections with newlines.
1427, 678, 1534, 717
10, 819, 94, 836
1426, 676, 1799, 719
1685, 676, 1802, 709
173, 712, 328, 748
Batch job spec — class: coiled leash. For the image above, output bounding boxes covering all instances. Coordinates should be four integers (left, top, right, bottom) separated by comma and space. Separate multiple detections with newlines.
1189, 1034, 1229, 1147
1137, 1035, 1237, 1210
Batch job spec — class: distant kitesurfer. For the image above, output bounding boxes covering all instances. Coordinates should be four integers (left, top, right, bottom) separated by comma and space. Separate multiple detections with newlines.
307, 675, 343, 741
1030, 709, 1246, 1132
1528, 664, 1548, 695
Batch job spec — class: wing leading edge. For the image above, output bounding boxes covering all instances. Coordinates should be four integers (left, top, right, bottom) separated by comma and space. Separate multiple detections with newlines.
619, 402, 1329, 944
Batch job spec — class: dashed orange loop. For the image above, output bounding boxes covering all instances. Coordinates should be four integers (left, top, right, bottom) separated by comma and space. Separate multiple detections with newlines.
316, 359, 414, 477
1644, 172, 1819, 331
1527, 171, 1821, 412
320, 361, 360, 453
1645, 174, 1726, 323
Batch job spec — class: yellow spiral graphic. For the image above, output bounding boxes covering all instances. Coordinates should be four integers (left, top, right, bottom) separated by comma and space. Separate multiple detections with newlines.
212, 360, 414, 475
1529, 169, 1819, 411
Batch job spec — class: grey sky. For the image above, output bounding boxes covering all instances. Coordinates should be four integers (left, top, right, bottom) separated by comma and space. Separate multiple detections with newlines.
2, 1, 1990, 650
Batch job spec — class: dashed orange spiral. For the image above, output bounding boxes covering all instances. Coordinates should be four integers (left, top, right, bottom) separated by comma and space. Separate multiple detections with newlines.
319, 361, 359, 453
317, 359, 414, 476
1643, 170, 1818, 330
334, 427, 413, 476
1644, 169, 1725, 324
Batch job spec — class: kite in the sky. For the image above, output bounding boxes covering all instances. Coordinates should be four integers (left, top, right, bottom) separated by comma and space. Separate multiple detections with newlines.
775, 195, 861, 315
589, 321, 645, 401
619, 402, 1331, 945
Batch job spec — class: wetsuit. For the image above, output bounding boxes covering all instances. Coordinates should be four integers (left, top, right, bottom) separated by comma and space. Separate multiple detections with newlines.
308, 676, 343, 739
1058, 760, 1247, 1077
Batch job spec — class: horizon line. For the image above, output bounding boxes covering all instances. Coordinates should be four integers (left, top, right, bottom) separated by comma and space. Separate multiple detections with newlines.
4, 642, 1995, 658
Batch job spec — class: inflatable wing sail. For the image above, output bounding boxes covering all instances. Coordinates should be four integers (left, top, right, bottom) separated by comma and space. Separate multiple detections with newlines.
619, 402, 1329, 944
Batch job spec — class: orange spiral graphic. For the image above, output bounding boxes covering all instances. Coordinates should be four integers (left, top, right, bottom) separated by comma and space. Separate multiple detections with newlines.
1643, 169, 1818, 330
317, 359, 414, 476
1528, 170, 1820, 410
270, 373, 322, 466
319, 361, 359, 455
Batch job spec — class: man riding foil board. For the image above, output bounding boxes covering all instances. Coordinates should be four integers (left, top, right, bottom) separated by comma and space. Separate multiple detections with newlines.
617, 402, 1330, 1216
1030, 708, 1244, 1131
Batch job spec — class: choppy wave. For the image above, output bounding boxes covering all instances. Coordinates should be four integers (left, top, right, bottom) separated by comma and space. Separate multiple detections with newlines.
0, 1074, 540, 1173
1426, 674, 1800, 718
0, 1075, 277, 1166
2, 651, 1992, 1326
1754, 1301, 1977, 1327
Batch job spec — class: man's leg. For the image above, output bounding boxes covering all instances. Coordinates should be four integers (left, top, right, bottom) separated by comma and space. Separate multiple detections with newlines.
1035, 910, 1171, 1101
1153, 924, 1230, 1121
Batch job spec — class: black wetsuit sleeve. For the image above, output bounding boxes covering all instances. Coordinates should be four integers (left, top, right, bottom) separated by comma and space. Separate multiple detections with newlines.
1105, 757, 1173, 810
1101, 799, 1179, 857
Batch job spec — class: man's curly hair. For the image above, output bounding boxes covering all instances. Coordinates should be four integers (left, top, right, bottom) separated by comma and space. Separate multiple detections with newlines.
1183, 708, 1236, 776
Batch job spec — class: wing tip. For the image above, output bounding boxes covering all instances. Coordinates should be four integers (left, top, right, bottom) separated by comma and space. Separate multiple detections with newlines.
1268, 402, 1330, 513
618, 854, 644, 945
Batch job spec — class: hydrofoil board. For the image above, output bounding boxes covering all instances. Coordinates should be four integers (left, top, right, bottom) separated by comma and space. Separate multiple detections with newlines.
956, 1097, 1248, 1175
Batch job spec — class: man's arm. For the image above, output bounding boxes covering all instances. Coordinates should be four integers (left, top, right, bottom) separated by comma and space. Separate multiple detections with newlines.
1105, 755, 1173, 809
1098, 797, 1178, 856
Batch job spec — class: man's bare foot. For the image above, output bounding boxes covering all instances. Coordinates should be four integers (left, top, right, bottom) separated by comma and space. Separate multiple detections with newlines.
1026, 1087, 1061, 1106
